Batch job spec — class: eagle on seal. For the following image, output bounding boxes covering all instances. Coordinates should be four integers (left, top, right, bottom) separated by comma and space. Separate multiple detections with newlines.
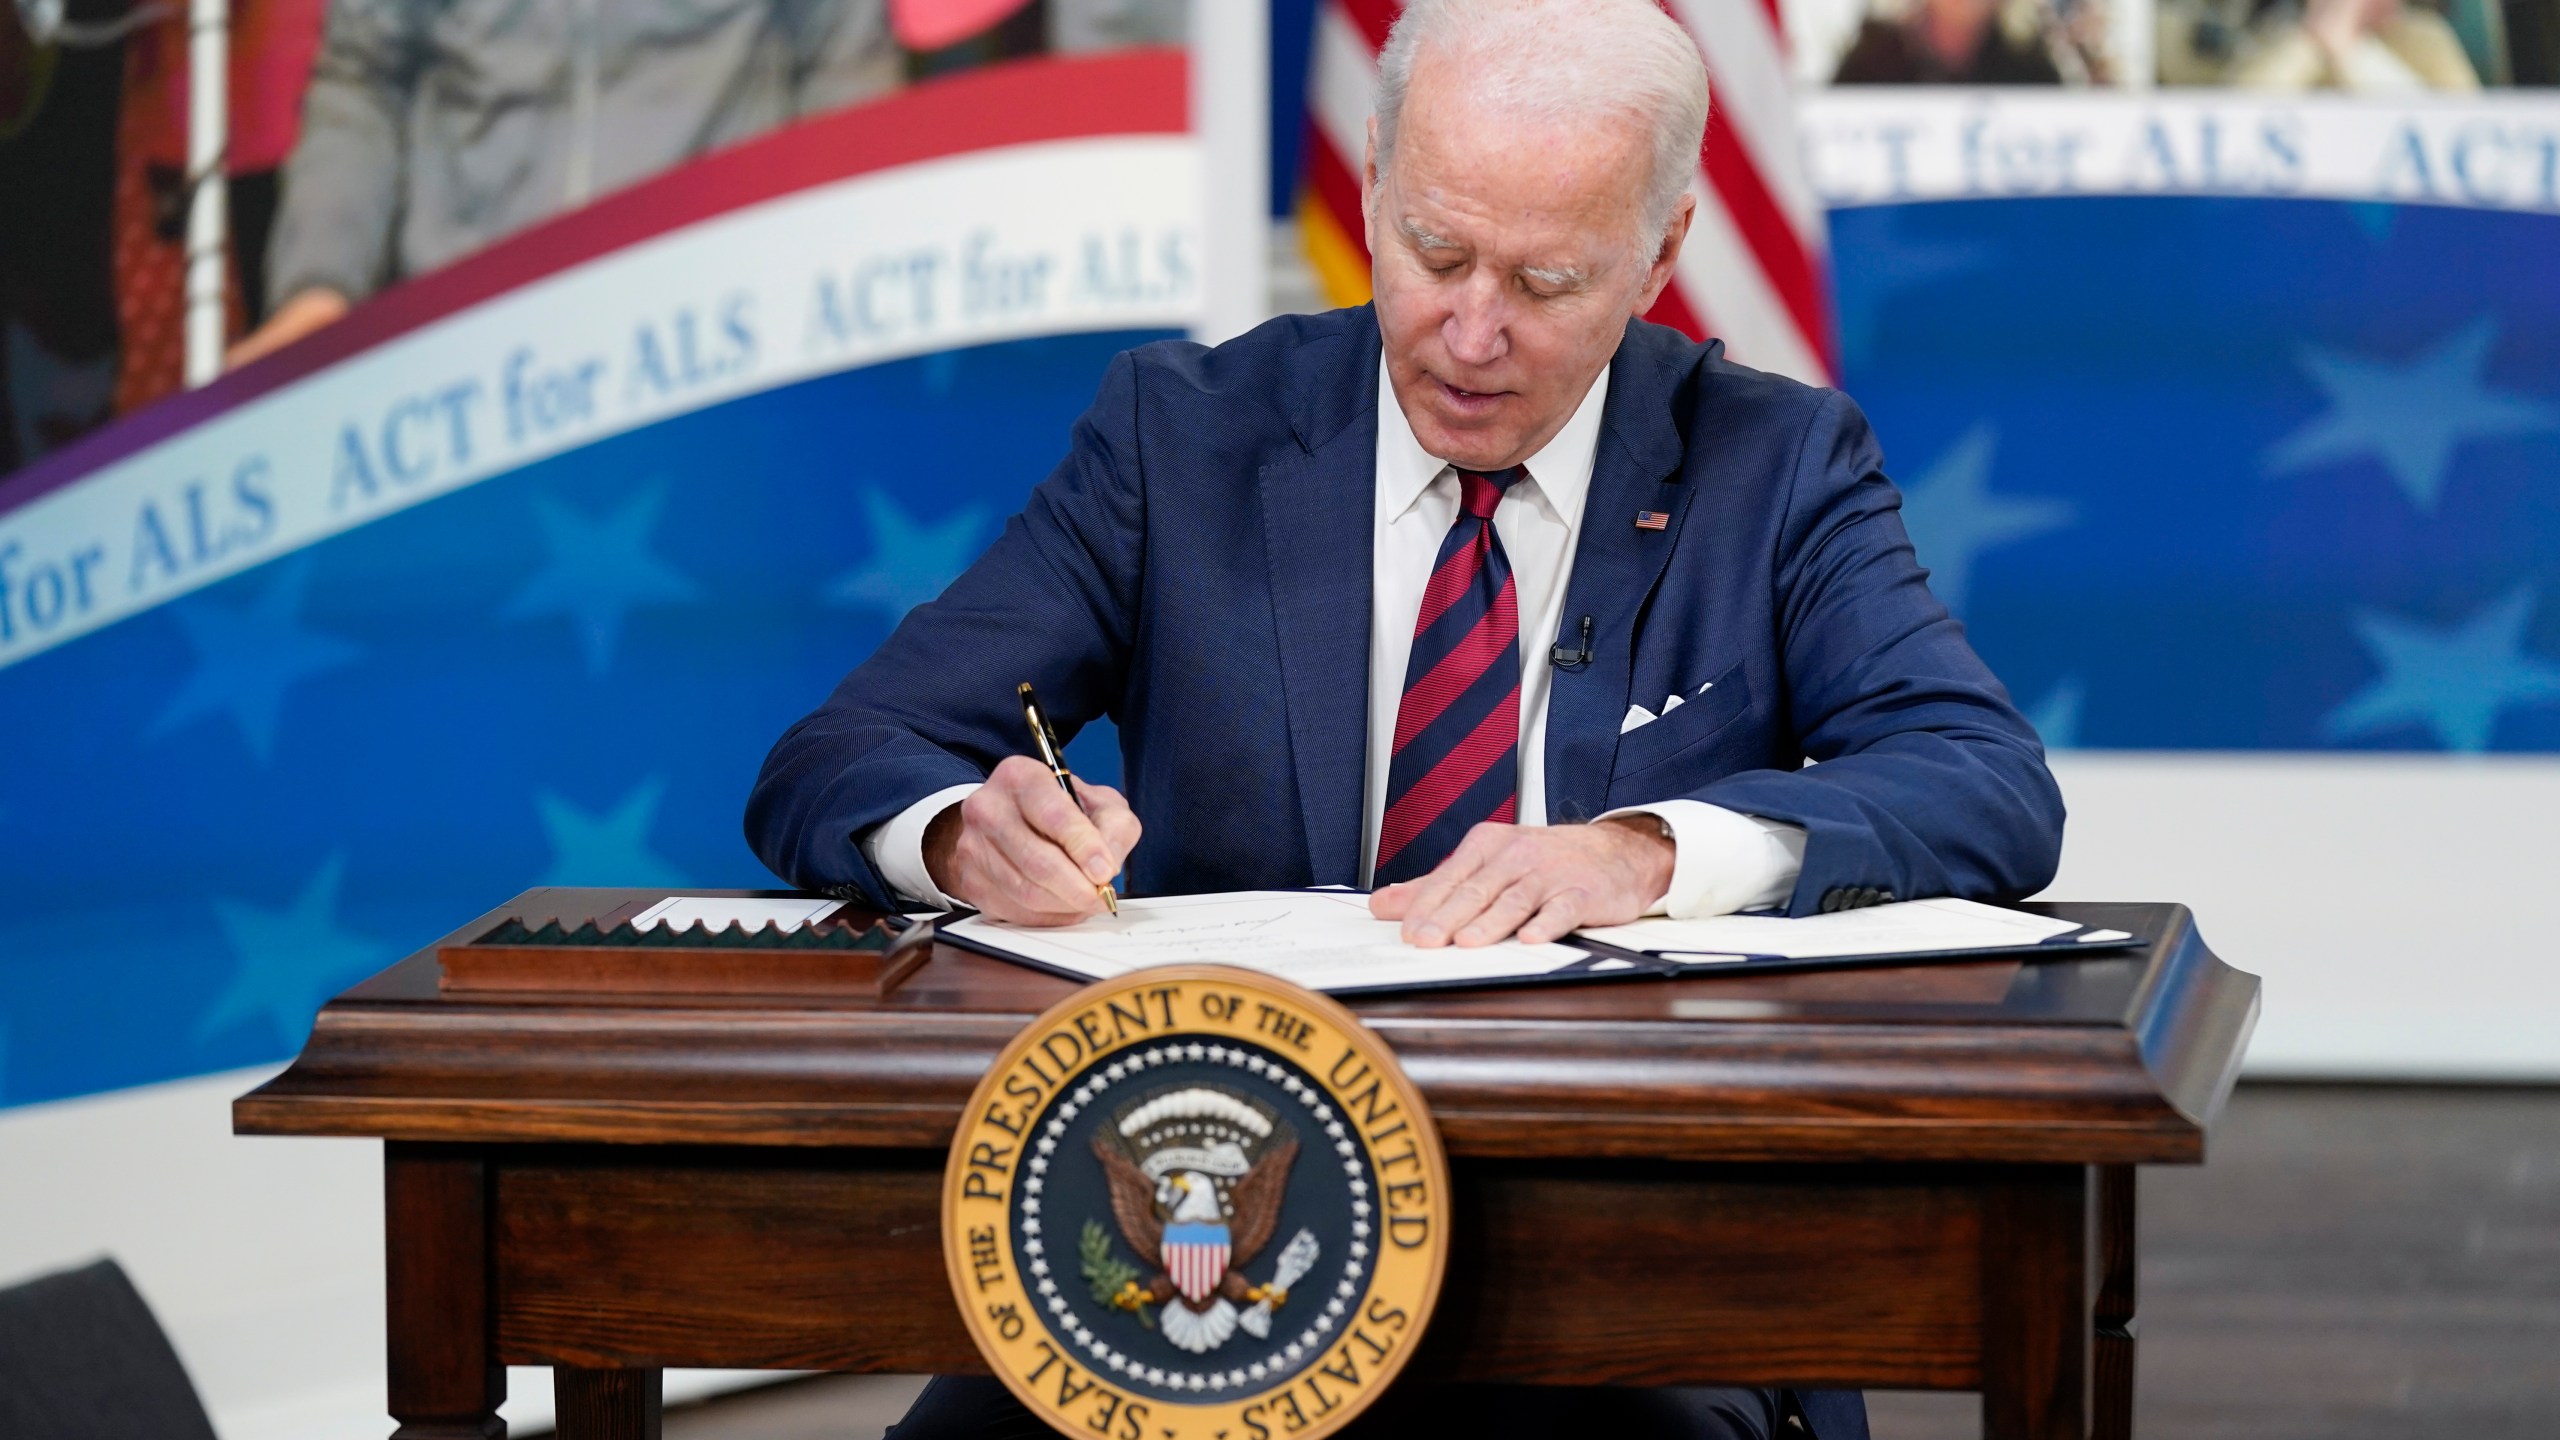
1092, 1085, 1302, 1354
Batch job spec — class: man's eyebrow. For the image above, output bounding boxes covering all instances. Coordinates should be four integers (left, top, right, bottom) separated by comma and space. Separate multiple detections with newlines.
1398, 217, 1461, 251
1398, 217, 1591, 288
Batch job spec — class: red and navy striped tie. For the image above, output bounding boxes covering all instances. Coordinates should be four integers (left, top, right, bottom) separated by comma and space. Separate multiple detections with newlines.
1375, 466, 1524, 886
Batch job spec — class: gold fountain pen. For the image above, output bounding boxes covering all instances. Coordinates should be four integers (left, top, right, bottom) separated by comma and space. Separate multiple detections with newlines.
1017, 682, 1118, 915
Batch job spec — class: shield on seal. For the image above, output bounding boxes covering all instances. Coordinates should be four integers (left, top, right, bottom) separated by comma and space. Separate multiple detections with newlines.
1160, 1221, 1231, 1305
1167, 1219, 1233, 1301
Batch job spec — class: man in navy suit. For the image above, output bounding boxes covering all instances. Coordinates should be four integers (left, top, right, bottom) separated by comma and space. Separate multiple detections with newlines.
749, 0, 2059, 1433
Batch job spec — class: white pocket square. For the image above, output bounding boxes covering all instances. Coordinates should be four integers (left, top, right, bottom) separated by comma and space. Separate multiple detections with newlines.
1622, 681, 1715, 735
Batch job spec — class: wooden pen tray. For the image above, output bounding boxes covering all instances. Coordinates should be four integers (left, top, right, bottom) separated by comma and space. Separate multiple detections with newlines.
439, 912, 932, 998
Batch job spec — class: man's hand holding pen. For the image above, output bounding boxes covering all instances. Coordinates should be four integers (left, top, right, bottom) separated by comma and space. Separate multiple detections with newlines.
923, 755, 1141, 925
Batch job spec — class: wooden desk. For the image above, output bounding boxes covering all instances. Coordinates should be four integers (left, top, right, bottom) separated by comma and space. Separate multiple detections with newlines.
234, 890, 2257, 1440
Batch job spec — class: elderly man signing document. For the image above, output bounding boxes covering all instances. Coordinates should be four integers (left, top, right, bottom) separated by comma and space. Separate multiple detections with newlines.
751, 0, 2058, 1431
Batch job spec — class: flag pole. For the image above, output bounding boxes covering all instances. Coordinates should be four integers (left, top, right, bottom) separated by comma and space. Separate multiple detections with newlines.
183, 0, 230, 386
1191, 0, 1269, 345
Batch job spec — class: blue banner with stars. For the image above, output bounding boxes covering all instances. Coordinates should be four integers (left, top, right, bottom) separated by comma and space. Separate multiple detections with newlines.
0, 332, 1157, 1110
5, 192, 2558, 1112
1836, 196, 2560, 754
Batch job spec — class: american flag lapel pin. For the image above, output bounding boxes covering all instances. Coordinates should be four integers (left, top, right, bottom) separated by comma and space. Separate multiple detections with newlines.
1634, 510, 1670, 531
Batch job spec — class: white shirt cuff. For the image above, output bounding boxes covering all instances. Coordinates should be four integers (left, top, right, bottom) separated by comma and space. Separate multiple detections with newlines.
1599, 799, 1806, 919
858, 783, 982, 910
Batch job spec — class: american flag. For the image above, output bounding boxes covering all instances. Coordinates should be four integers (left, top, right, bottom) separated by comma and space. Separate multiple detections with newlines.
1298, 0, 1836, 386
1635, 510, 1671, 530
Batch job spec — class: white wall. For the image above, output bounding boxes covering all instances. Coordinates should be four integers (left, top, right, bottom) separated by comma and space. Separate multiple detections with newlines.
2045, 752, 2560, 1079
0, 1067, 783, 1440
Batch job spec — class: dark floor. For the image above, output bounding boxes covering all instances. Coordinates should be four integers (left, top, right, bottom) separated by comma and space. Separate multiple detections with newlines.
663, 1375, 925, 1439
659, 1084, 2560, 1439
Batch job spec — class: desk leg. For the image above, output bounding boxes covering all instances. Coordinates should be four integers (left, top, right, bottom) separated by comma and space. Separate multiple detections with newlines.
1981, 1166, 2094, 1440
555, 1368, 663, 1440
2093, 1166, 2137, 1440
386, 1145, 506, 1439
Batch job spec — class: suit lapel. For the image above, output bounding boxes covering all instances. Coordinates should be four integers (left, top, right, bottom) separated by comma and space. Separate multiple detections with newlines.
1259, 316, 1382, 885
1544, 330, 1691, 825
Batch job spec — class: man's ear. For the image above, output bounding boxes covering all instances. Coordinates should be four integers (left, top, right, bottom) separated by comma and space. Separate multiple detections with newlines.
1361, 117, 1381, 255
1633, 194, 1696, 315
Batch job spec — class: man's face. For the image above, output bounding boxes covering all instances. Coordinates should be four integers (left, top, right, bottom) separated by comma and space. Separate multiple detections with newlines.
1365, 55, 1689, 472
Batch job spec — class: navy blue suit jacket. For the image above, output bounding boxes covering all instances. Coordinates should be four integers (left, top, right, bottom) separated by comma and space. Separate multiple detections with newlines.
748, 305, 2062, 920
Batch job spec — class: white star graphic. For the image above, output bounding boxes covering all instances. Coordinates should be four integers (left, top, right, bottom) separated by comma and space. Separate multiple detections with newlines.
2325, 586, 2560, 752
2265, 318, 2560, 513
150, 557, 361, 763
825, 488, 990, 619
200, 853, 391, 1048
2025, 677, 2084, 751
534, 777, 688, 888
1896, 424, 2074, 617
500, 479, 701, 675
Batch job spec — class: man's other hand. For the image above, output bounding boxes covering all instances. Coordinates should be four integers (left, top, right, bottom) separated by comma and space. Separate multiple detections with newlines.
1370, 818, 1673, 947
923, 755, 1140, 925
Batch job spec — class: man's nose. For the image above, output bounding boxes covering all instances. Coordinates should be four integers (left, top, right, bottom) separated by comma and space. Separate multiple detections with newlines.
1441, 274, 1511, 369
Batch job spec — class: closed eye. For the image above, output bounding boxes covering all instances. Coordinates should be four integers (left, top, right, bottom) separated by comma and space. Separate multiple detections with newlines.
1399, 218, 1468, 273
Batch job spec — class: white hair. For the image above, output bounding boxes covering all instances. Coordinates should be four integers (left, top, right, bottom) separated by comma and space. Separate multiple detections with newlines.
1372, 0, 1712, 261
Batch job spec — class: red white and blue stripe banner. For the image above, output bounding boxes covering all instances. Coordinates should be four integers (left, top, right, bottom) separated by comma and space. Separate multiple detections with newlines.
0, 51, 1201, 1440
1298, 0, 1837, 385
0, 51, 1197, 1113
0, 52, 1198, 678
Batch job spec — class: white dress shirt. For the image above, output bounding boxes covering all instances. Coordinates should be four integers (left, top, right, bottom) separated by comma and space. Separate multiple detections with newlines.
862, 358, 1805, 917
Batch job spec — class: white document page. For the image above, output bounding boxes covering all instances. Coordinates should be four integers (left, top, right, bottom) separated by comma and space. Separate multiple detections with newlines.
1577, 896, 2106, 962
628, 896, 844, 932
943, 890, 1586, 992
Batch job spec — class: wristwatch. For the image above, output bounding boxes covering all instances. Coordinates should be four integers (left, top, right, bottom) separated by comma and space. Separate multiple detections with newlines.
1604, 810, 1675, 845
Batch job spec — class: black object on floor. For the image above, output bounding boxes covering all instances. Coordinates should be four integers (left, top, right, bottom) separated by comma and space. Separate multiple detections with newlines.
0, 1257, 219, 1440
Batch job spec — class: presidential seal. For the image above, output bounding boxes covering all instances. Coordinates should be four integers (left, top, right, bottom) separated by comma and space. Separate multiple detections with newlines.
944, 965, 1449, 1440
